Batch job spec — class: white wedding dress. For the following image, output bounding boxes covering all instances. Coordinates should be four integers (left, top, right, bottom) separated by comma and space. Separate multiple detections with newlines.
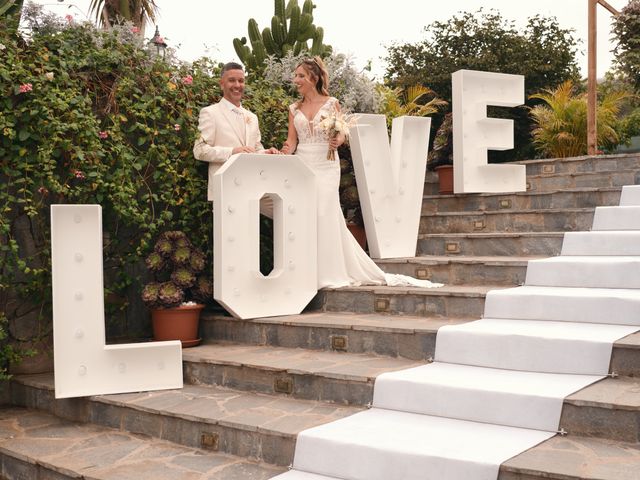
291, 97, 443, 289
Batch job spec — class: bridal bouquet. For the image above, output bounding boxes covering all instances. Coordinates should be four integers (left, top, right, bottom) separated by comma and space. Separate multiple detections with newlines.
319, 111, 359, 160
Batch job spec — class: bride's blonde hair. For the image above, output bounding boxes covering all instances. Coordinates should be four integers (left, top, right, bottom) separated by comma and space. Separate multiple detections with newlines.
297, 56, 330, 97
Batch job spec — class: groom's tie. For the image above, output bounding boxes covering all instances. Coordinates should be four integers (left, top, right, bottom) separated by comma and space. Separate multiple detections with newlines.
231, 107, 246, 144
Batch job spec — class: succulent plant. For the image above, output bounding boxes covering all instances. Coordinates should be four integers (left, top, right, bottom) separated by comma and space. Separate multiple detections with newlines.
158, 281, 185, 308
141, 230, 212, 309
171, 267, 196, 289
145, 251, 165, 273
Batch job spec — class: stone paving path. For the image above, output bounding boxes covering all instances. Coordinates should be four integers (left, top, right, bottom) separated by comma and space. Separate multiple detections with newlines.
0, 407, 285, 479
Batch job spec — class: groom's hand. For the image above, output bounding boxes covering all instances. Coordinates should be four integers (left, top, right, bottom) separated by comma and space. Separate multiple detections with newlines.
232, 146, 256, 154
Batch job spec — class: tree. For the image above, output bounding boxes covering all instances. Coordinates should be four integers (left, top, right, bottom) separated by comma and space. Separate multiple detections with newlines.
383, 9, 580, 161
612, 0, 640, 91
529, 80, 627, 158
88, 0, 158, 32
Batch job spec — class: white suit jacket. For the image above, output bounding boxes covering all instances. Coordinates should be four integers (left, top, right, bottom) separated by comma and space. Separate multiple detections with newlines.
193, 100, 264, 201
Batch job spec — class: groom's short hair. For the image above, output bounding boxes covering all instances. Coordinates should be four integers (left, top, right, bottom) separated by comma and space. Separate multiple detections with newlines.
221, 62, 244, 76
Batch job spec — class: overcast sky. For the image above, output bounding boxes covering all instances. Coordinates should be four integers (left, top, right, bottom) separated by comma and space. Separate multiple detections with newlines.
33, 0, 627, 80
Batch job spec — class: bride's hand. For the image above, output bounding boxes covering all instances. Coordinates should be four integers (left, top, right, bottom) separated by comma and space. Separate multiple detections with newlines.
329, 133, 345, 150
281, 141, 291, 154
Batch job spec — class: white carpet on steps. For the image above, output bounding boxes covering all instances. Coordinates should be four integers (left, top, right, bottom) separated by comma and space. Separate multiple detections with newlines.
525, 256, 640, 288
373, 362, 602, 431
272, 185, 640, 480
289, 408, 554, 480
435, 318, 638, 375
273, 472, 340, 480
484, 286, 640, 325
593, 205, 640, 230
562, 231, 640, 255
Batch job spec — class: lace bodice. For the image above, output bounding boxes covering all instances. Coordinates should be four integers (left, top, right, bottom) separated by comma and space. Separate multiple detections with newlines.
291, 97, 338, 145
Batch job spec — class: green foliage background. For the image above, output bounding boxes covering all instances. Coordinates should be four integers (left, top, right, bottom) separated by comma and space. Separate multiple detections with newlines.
0, 14, 294, 376
384, 9, 581, 161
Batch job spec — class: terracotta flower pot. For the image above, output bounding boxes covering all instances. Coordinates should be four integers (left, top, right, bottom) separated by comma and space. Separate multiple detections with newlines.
347, 223, 367, 250
151, 303, 204, 348
435, 165, 454, 195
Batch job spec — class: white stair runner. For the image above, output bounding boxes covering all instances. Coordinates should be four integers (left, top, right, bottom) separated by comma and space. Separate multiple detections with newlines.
272, 184, 640, 480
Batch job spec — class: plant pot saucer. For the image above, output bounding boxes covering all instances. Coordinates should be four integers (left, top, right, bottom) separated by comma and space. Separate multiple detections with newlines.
180, 338, 202, 348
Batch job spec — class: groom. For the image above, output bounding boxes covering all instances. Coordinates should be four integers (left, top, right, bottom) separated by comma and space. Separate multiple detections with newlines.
193, 62, 279, 204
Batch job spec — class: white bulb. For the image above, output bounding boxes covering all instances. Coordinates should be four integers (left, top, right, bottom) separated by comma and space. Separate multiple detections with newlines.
74, 253, 83, 262
288, 261, 295, 271
74, 329, 84, 339
284, 179, 291, 188
227, 236, 235, 242
227, 205, 235, 213
399, 188, 405, 195
227, 265, 235, 272
395, 216, 402, 223
234, 177, 242, 186
118, 363, 126, 373
233, 288, 240, 296
374, 216, 381, 223
288, 232, 295, 241
78, 365, 87, 376
288, 205, 296, 214
73, 214, 82, 223
259, 170, 267, 180
369, 189, 376, 195
74, 292, 83, 301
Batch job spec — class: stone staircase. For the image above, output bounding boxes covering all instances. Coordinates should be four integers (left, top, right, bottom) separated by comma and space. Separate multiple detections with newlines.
2, 153, 640, 480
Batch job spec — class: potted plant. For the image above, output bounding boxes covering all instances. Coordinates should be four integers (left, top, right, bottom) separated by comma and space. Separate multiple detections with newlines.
141, 231, 212, 348
428, 112, 454, 194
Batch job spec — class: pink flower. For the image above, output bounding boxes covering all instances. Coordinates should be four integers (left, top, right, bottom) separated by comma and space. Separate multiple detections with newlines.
19, 83, 33, 94
98, 131, 108, 139
173, 124, 181, 131
181, 75, 193, 85
73, 170, 85, 180
38, 186, 49, 195
65, 14, 73, 23
131, 26, 140, 34
157, 36, 165, 43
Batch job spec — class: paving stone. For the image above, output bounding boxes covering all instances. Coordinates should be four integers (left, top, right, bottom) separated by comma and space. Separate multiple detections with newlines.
422, 187, 621, 214
10, 375, 359, 466
375, 255, 536, 285
417, 232, 564, 257
0, 407, 285, 479
183, 343, 422, 405
501, 435, 640, 480
420, 208, 595, 234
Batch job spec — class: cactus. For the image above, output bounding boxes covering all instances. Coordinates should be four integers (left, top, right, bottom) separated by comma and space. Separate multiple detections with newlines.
232, 0, 331, 72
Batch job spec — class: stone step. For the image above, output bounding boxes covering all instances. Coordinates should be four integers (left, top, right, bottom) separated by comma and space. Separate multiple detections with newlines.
420, 207, 595, 234
520, 154, 640, 177
417, 232, 564, 257
200, 312, 465, 361
422, 154, 640, 195
307, 284, 504, 319
182, 343, 423, 405
4, 397, 640, 480
422, 187, 621, 214
376, 255, 538, 285
525, 169, 639, 193
9, 374, 360, 467
562, 376, 640, 443
0, 407, 285, 480
501, 434, 640, 480
200, 313, 640, 377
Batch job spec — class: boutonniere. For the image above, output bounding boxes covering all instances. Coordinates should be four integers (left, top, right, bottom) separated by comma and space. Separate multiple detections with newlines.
244, 115, 251, 125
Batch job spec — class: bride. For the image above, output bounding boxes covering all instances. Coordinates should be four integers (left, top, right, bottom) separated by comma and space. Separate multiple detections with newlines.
281, 56, 442, 290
